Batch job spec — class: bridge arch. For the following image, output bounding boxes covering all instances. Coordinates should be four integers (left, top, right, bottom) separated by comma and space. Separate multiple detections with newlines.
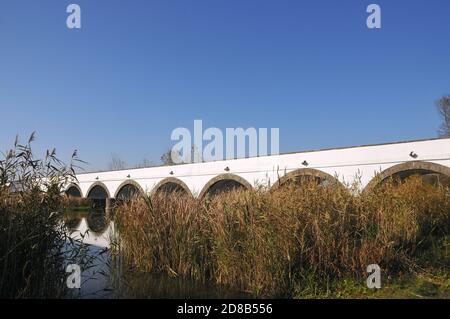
86, 182, 111, 199
364, 161, 450, 193
86, 182, 111, 209
151, 177, 192, 197
198, 173, 252, 199
114, 179, 145, 201
86, 182, 111, 198
65, 183, 83, 198
271, 168, 343, 191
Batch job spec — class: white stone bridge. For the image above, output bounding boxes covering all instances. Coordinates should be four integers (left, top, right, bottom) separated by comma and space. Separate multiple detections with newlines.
65, 138, 450, 208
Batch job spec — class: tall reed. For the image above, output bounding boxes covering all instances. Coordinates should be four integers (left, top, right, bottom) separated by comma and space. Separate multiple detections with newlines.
0, 133, 83, 298
115, 176, 449, 297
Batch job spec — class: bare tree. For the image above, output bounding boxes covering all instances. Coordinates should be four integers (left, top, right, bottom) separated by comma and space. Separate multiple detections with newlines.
134, 158, 155, 168
436, 95, 450, 137
161, 149, 177, 166
109, 154, 127, 170
160, 145, 203, 166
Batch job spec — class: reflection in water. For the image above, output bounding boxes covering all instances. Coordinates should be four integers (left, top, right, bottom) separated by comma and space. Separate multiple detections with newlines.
62, 210, 114, 298
62, 210, 113, 248
64, 214, 82, 231
62, 210, 247, 299
111, 272, 248, 299
86, 211, 109, 234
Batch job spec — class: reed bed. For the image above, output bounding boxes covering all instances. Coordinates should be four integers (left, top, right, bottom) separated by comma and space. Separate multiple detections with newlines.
115, 176, 450, 297
0, 134, 84, 298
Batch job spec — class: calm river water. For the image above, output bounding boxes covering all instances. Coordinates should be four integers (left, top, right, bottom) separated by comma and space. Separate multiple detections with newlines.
62, 210, 247, 299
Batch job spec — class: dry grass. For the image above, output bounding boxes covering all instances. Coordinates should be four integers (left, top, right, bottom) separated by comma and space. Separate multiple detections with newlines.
114, 176, 450, 297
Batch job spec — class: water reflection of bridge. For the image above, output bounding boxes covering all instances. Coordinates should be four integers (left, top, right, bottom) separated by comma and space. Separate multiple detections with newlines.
65, 138, 450, 208
63, 211, 113, 248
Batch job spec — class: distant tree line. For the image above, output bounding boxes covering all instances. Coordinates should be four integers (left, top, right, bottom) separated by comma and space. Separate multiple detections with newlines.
107, 145, 202, 171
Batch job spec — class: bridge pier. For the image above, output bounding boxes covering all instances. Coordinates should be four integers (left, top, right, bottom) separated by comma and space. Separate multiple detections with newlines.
105, 197, 115, 211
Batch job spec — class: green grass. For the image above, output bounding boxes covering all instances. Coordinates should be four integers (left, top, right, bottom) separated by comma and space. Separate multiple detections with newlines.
293, 272, 449, 299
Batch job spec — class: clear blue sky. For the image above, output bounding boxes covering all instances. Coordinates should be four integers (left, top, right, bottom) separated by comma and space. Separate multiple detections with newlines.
1, 0, 449, 171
